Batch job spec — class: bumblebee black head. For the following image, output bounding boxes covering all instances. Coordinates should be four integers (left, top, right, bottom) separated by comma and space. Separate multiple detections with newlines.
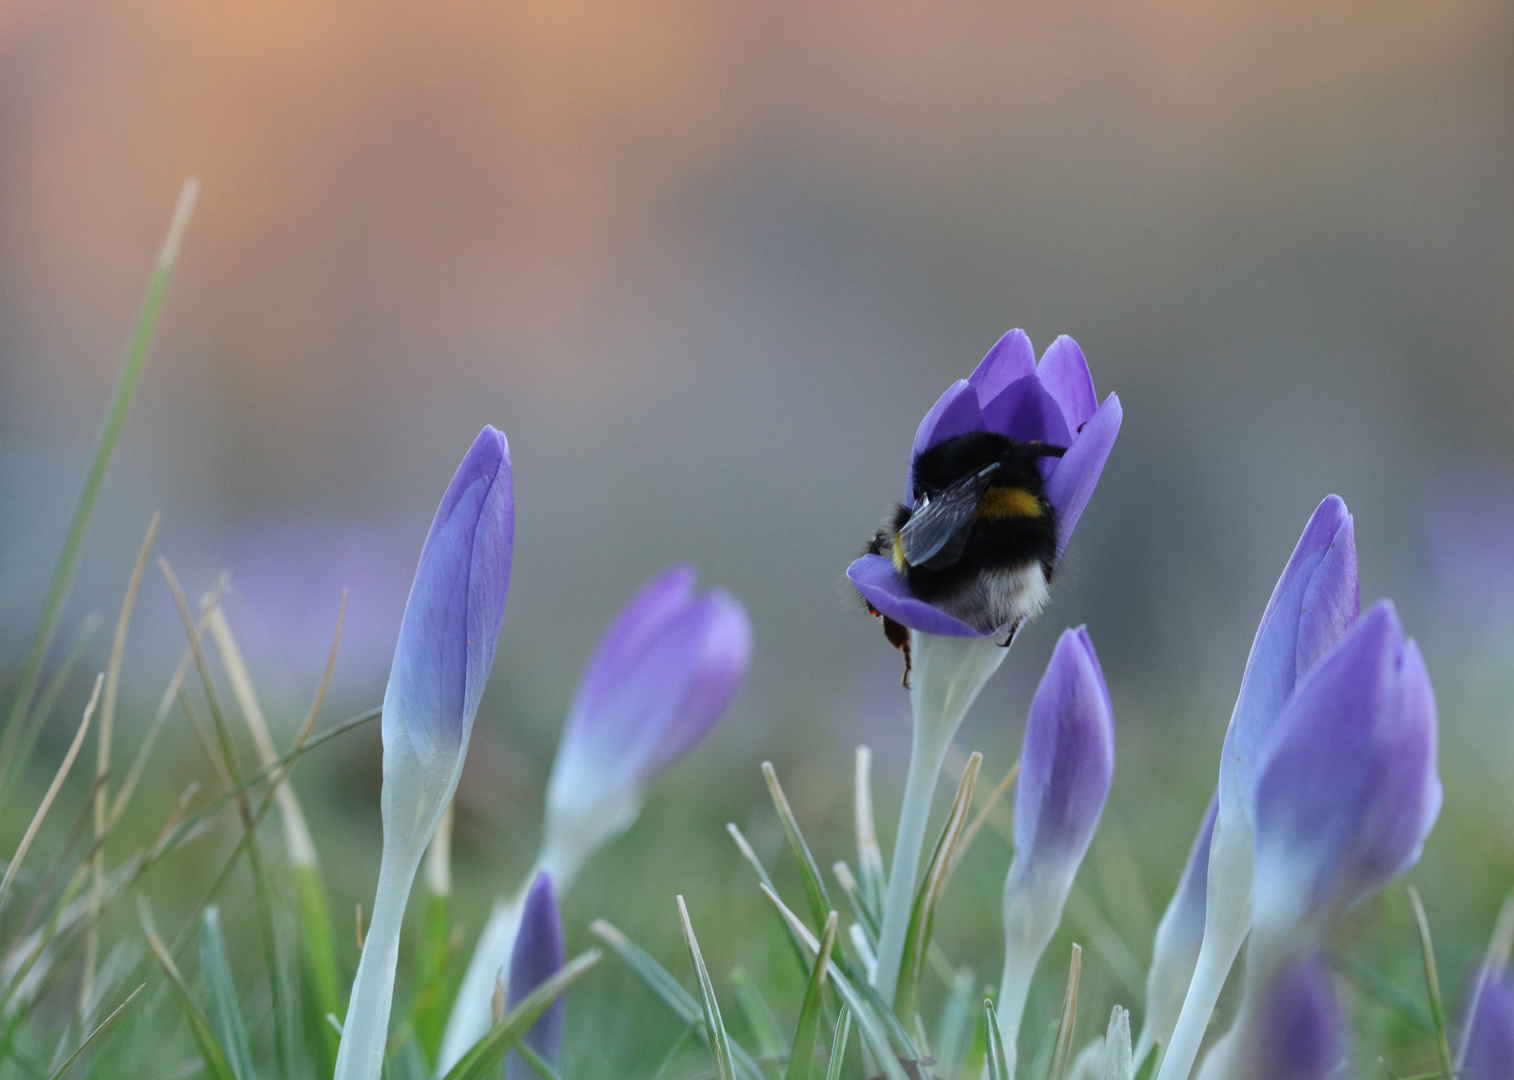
910, 431, 1064, 504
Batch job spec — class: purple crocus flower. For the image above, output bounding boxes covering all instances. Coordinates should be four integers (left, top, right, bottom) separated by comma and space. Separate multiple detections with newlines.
505, 873, 566, 1080
997, 627, 1115, 1075
439, 565, 751, 1071
1463, 969, 1514, 1080
335, 427, 514, 1080
1136, 795, 1217, 1066
1159, 496, 1358, 1080
847, 330, 1121, 637
1251, 600, 1441, 941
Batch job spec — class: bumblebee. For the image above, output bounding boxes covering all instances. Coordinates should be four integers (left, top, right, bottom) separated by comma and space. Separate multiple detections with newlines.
865, 430, 1066, 642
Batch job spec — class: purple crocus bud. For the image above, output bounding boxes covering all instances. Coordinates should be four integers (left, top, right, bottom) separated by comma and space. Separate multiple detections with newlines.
542, 564, 752, 880
1212, 957, 1352, 1080
846, 331, 1121, 638
1136, 795, 1217, 1067
335, 427, 514, 1080
997, 627, 1115, 1074
1159, 496, 1357, 1080
440, 565, 751, 1071
1463, 970, 1514, 1080
505, 873, 566, 1080
1251, 601, 1441, 942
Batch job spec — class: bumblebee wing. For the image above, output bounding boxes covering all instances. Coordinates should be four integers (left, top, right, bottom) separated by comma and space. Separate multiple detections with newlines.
898, 462, 999, 568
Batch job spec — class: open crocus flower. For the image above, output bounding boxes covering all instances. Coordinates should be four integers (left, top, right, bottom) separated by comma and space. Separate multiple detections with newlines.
997, 627, 1115, 1076
334, 427, 513, 1080
1158, 496, 1358, 1080
438, 565, 751, 1071
847, 330, 1121, 639
505, 873, 566, 1080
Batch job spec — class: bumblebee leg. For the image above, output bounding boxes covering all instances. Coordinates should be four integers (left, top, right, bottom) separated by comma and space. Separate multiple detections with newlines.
881, 616, 912, 688
998, 618, 1023, 648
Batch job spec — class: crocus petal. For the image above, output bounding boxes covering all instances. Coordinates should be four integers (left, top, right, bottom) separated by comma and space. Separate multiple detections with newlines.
1036, 336, 1099, 433
642, 588, 752, 775
382, 426, 514, 773
1464, 971, 1514, 1080
1245, 958, 1351, 1080
909, 380, 986, 499
1253, 601, 1441, 931
980, 375, 1073, 451
1014, 626, 1115, 865
967, 328, 1038, 402
1042, 392, 1122, 556
846, 554, 981, 637
505, 873, 565, 1080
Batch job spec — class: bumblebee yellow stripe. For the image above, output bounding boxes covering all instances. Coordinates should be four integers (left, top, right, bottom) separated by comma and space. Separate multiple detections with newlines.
890, 531, 907, 572
975, 486, 1043, 520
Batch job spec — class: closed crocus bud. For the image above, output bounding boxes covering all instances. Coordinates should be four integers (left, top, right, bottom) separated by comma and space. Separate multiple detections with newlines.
1135, 796, 1217, 1068
1212, 957, 1352, 1080
334, 428, 514, 1080
997, 627, 1115, 1076
1251, 601, 1441, 947
439, 566, 751, 1071
1463, 969, 1514, 1080
1159, 496, 1357, 1080
505, 873, 566, 1080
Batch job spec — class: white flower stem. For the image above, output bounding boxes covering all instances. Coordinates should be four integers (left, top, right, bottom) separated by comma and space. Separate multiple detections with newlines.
873, 632, 1008, 1007
333, 834, 425, 1080
1155, 809, 1253, 1080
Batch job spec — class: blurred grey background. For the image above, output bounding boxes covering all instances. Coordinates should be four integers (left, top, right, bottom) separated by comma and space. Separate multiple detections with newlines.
2, 0, 1513, 875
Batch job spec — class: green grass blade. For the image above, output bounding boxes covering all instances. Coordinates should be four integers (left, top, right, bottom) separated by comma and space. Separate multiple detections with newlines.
762, 763, 834, 933
1048, 944, 1083, 1080
984, 999, 1009, 1080
896, 752, 980, 1017
727, 823, 813, 973
824, 1008, 850, 1080
854, 748, 886, 921
1406, 886, 1454, 1080
680, 896, 737, 1080
0, 179, 197, 807
199, 907, 259, 1080
784, 911, 838, 1080
590, 919, 766, 1080
830, 862, 880, 946
440, 949, 600, 1080
140, 899, 237, 1080
935, 968, 974, 1080
1131, 1041, 1159, 1080
515, 1039, 566, 1080
293, 861, 342, 1071
731, 966, 785, 1077
756, 884, 912, 1080
46, 982, 144, 1080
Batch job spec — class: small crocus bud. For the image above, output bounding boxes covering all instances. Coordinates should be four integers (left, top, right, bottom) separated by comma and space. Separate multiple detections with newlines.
1251, 601, 1441, 946
997, 627, 1115, 1076
505, 873, 566, 1080
1463, 969, 1514, 1080
1159, 496, 1357, 1080
439, 566, 750, 1071
334, 427, 514, 1080
1217, 957, 1351, 1080
1135, 795, 1217, 1068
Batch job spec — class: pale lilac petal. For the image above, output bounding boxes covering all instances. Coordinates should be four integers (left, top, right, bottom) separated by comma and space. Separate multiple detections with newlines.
1013, 627, 1115, 867
1042, 393, 1122, 555
1464, 971, 1514, 1080
383, 427, 514, 768
1169, 795, 1219, 942
979, 375, 1073, 450
1253, 602, 1441, 927
1036, 336, 1099, 432
505, 873, 565, 1079
1245, 958, 1351, 1080
967, 328, 1038, 402
643, 589, 752, 775
845, 554, 981, 637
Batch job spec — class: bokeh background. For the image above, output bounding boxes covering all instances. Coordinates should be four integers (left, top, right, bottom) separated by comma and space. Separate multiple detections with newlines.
2, 1, 1514, 1073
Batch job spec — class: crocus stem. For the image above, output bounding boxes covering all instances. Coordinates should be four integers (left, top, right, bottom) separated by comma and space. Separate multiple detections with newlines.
873, 632, 1008, 1007
1156, 809, 1253, 1080
334, 836, 425, 1080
